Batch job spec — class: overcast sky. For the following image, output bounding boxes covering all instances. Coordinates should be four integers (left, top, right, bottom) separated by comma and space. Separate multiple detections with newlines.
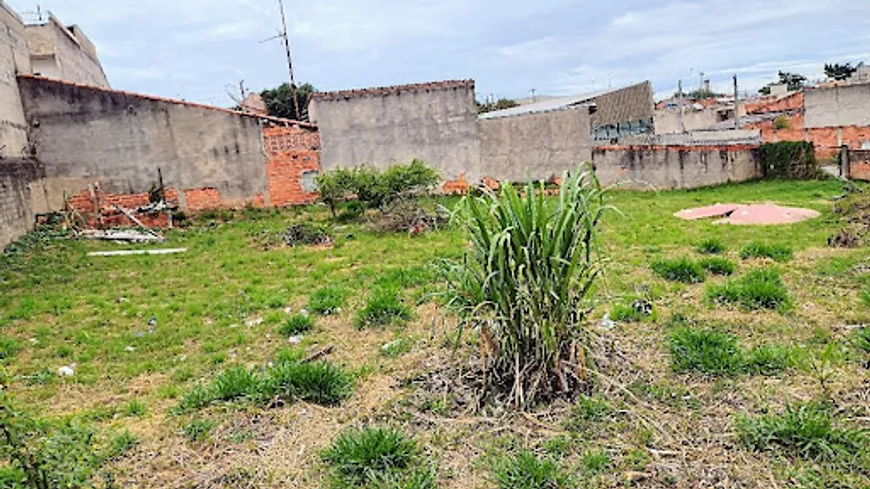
8, 0, 870, 106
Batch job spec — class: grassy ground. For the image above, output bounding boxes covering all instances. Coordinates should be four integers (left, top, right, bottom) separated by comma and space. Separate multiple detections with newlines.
1, 179, 869, 488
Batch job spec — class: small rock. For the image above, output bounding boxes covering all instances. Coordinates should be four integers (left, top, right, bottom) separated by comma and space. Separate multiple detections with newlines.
116, 297, 128, 304
58, 364, 76, 377
300, 309, 310, 317
283, 307, 294, 315
124, 346, 136, 352
246, 317, 264, 327
148, 316, 158, 328
29, 338, 39, 344
335, 307, 343, 314
288, 335, 303, 345
600, 313, 616, 330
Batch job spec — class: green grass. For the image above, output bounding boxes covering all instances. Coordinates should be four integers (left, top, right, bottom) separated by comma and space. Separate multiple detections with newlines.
0, 335, 20, 360
564, 395, 613, 433
278, 314, 314, 337
857, 327, 870, 353
698, 256, 736, 276
651, 257, 706, 283
123, 399, 147, 417
183, 418, 216, 442
740, 242, 794, 262
696, 238, 726, 254
610, 303, 644, 322
490, 450, 572, 489
737, 402, 868, 468
321, 427, 425, 488
706, 268, 791, 311
309, 286, 349, 316
355, 288, 412, 328
668, 327, 793, 376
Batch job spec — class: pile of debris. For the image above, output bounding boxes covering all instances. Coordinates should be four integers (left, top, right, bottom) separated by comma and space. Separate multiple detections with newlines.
829, 190, 870, 248
253, 223, 334, 250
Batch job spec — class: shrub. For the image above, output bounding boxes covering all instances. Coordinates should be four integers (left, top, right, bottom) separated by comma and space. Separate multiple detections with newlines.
651, 257, 706, 283
278, 314, 314, 337
491, 450, 572, 489
698, 257, 736, 276
706, 268, 791, 311
736, 402, 868, 466
773, 115, 792, 130
441, 170, 608, 408
740, 242, 793, 262
309, 287, 348, 316
696, 238, 726, 254
317, 168, 358, 217
322, 427, 420, 487
669, 328, 744, 375
316, 161, 440, 216
760, 141, 816, 179
355, 288, 412, 328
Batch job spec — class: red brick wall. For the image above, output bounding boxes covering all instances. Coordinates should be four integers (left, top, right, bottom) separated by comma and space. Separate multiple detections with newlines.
184, 188, 221, 211
745, 92, 804, 114
263, 126, 322, 207
65, 187, 180, 228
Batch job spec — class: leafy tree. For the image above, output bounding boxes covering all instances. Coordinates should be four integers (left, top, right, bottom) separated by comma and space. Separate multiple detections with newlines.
686, 88, 723, 100
758, 71, 807, 95
824, 63, 858, 81
477, 98, 520, 114
261, 82, 316, 121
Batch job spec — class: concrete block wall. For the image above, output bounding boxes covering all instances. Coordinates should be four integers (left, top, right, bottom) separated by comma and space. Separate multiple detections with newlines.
0, 1, 32, 158
0, 159, 45, 246
478, 107, 592, 182
805, 83, 870, 129
591, 145, 762, 190
309, 80, 481, 182
25, 14, 109, 88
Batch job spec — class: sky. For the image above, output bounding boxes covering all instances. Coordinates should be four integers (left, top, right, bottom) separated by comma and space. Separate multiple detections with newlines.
7, 0, 870, 107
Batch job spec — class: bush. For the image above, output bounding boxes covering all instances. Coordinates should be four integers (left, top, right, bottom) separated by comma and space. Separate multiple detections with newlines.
278, 314, 314, 337
491, 450, 572, 489
736, 402, 868, 467
355, 288, 412, 328
316, 161, 440, 216
773, 115, 792, 130
706, 268, 791, 311
441, 170, 607, 408
652, 257, 706, 283
698, 257, 736, 276
321, 427, 420, 487
760, 141, 817, 179
696, 238, 726, 254
308, 287, 348, 316
740, 242, 793, 262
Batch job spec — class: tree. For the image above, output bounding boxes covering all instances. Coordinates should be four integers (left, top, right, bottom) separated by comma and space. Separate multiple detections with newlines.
477, 98, 520, 114
824, 63, 858, 81
685, 88, 722, 100
261, 83, 316, 121
758, 71, 807, 95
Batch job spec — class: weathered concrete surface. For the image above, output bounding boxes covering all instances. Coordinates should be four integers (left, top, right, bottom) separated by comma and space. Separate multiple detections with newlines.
25, 14, 109, 88
479, 107, 592, 182
0, 1, 32, 158
18, 75, 270, 212
805, 83, 870, 129
0, 158, 45, 246
590, 82, 654, 128
591, 145, 762, 190
309, 80, 480, 181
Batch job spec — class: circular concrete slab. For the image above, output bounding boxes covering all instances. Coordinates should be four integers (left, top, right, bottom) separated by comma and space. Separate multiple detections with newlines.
676, 203, 820, 225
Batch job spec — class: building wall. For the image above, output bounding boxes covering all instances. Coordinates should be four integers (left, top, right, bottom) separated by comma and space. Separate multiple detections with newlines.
18, 75, 271, 213
478, 107, 591, 182
805, 84, 870, 129
590, 82, 655, 128
0, 1, 32, 158
591, 145, 761, 190
309, 80, 480, 181
0, 158, 45, 246
654, 107, 723, 134
25, 14, 109, 88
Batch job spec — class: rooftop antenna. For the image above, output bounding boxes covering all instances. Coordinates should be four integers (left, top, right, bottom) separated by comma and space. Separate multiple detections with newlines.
22, 5, 46, 23
260, 0, 300, 120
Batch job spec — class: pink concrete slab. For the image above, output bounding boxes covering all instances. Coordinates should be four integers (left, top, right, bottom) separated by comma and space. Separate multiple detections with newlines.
674, 204, 741, 220
723, 204, 820, 225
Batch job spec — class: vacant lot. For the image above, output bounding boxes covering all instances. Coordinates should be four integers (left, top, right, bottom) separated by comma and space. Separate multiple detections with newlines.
2, 180, 868, 488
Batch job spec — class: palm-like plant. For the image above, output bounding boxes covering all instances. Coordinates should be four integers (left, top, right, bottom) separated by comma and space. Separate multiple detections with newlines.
443, 170, 609, 409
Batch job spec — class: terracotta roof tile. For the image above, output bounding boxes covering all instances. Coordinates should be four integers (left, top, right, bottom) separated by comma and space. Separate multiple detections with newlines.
311, 79, 475, 101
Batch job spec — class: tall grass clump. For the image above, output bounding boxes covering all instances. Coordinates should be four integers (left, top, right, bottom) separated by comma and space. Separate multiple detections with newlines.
669, 327, 793, 376
309, 287, 348, 315
652, 257, 706, 283
696, 238, 726, 254
698, 257, 736, 276
740, 242, 793, 263
706, 268, 791, 311
322, 427, 434, 489
490, 450, 572, 489
355, 288, 412, 328
441, 170, 608, 408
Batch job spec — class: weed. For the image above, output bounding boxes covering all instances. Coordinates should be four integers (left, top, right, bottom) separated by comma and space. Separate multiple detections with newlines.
490, 450, 572, 489
178, 384, 213, 412
0, 335, 20, 360
629, 380, 697, 410
698, 257, 736, 276
856, 327, 870, 353
183, 418, 216, 442
610, 303, 647, 322
737, 402, 868, 467
442, 171, 607, 408
669, 328, 743, 375
123, 399, 147, 417
308, 287, 348, 316
355, 288, 412, 328
211, 366, 260, 402
652, 257, 705, 283
696, 238, 726, 254
322, 427, 420, 487
741, 242, 793, 262
266, 361, 354, 405
706, 268, 791, 311
743, 345, 794, 375
564, 395, 613, 433
106, 430, 138, 459
381, 338, 411, 358
278, 314, 314, 337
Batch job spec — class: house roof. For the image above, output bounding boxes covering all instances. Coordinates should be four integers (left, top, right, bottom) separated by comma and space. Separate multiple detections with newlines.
478, 87, 620, 120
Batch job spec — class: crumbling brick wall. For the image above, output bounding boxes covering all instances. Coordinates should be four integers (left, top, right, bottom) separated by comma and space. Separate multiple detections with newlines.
263, 126, 322, 206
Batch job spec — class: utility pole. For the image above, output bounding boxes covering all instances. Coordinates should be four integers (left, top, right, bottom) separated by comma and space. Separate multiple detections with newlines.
733, 75, 740, 130
277, 0, 300, 121
530, 88, 537, 103
677, 79, 686, 133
